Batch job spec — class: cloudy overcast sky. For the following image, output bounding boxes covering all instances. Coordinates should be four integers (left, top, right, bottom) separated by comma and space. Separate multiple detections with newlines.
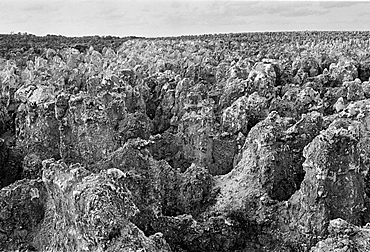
0, 0, 369, 37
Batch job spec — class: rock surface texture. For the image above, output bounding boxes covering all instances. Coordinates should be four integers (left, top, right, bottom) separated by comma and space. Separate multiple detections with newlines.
34, 159, 171, 252
1, 32, 370, 251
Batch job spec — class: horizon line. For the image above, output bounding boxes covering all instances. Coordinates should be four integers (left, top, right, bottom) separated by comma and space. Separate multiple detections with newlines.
1, 29, 369, 39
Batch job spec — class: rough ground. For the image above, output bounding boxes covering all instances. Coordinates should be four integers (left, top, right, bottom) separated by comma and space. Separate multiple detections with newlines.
1, 31, 370, 251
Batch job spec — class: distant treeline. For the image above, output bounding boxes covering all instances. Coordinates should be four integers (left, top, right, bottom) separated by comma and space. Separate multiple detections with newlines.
1, 31, 370, 66
0, 33, 143, 60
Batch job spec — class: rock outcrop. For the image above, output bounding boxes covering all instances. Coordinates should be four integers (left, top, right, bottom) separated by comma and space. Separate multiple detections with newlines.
35, 159, 171, 252
292, 56, 320, 78
21, 153, 42, 180
211, 111, 323, 223
2, 33, 370, 252
276, 100, 370, 248
246, 62, 276, 99
0, 179, 47, 251
221, 92, 269, 135
16, 93, 60, 160
57, 92, 126, 165
311, 218, 370, 252
329, 58, 358, 86
0, 139, 23, 189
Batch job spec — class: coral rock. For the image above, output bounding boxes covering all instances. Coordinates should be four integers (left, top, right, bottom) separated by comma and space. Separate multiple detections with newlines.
221, 92, 269, 135
0, 179, 47, 251
21, 153, 42, 180
246, 62, 276, 99
16, 100, 60, 160
310, 219, 370, 252
0, 139, 23, 189
287, 116, 370, 247
329, 58, 358, 85
212, 111, 323, 226
37, 159, 171, 252
58, 92, 126, 165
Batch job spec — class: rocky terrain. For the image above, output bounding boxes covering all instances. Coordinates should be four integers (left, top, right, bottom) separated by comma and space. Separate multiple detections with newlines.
1, 31, 370, 251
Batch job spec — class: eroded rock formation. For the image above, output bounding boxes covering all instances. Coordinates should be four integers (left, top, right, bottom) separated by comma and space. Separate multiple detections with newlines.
34, 159, 171, 252
1, 33, 370, 251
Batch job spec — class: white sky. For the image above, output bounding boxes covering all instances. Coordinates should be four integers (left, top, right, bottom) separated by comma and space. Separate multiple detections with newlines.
0, 0, 369, 37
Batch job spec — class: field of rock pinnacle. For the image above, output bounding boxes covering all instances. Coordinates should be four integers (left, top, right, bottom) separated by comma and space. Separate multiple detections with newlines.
1, 31, 370, 251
